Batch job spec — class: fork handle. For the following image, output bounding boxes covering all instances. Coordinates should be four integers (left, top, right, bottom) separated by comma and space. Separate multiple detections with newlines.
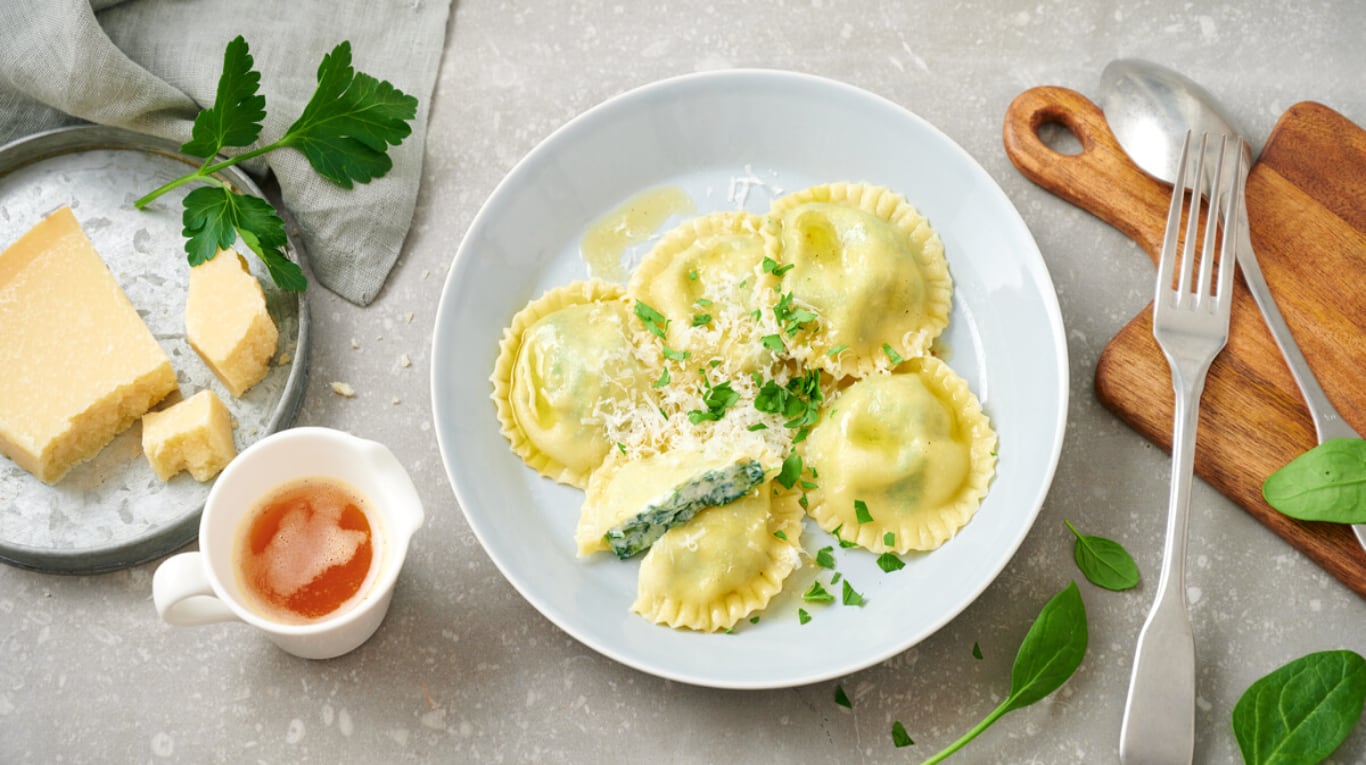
1119, 362, 1208, 765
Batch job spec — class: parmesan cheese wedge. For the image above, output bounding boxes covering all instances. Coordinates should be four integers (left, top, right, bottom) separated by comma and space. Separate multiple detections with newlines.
141, 390, 237, 481
185, 248, 279, 398
0, 206, 177, 484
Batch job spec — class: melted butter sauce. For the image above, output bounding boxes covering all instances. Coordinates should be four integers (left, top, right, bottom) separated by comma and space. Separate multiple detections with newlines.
580, 186, 695, 281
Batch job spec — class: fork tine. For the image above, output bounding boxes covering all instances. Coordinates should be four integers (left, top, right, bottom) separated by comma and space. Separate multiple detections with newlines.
1196, 135, 1227, 304
1214, 136, 1242, 306
1155, 130, 1192, 303
1178, 132, 1207, 302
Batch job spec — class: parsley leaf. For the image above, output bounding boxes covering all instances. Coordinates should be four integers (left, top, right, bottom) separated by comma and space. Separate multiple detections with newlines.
803, 581, 835, 604
815, 546, 836, 569
798, 608, 812, 625
841, 580, 865, 606
182, 186, 305, 291
775, 452, 803, 489
278, 41, 418, 188
892, 721, 914, 748
854, 499, 873, 524
634, 300, 670, 339
687, 380, 739, 423
876, 552, 905, 573
180, 36, 265, 158
834, 685, 852, 709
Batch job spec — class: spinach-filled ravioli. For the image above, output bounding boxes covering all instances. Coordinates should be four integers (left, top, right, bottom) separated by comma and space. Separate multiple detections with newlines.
491, 280, 653, 488
627, 211, 774, 372
802, 356, 996, 553
574, 445, 769, 557
762, 183, 952, 378
632, 485, 803, 632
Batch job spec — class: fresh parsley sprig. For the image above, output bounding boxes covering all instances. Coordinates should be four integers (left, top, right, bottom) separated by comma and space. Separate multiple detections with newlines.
134, 35, 419, 292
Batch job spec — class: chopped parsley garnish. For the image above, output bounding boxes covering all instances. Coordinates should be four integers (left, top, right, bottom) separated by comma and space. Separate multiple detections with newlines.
831, 524, 859, 549
774, 291, 817, 337
652, 367, 671, 388
800, 479, 818, 490
826, 344, 848, 357
687, 269, 698, 280
841, 580, 866, 606
761, 256, 795, 277
773, 530, 788, 541
882, 343, 904, 364
831, 571, 842, 584
753, 369, 823, 439
634, 300, 669, 339
798, 608, 811, 625
892, 721, 914, 748
775, 452, 803, 489
798, 493, 810, 509
687, 380, 739, 423
803, 581, 835, 604
760, 333, 785, 353
616, 442, 626, 454
972, 642, 984, 660
750, 616, 760, 624
883, 532, 895, 546
876, 553, 905, 573
691, 313, 712, 327
695, 297, 712, 306
661, 346, 690, 362
834, 685, 852, 709
747, 422, 768, 432
815, 546, 836, 569
854, 499, 873, 524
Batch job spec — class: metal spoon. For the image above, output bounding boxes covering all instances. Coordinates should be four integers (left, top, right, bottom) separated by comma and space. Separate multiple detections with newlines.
1100, 58, 1366, 552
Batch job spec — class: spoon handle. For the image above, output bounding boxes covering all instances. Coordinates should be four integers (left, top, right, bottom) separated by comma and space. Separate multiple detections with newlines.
1002, 86, 1170, 262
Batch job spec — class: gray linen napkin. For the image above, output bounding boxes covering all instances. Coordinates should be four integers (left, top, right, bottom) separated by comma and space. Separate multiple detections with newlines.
0, 0, 451, 306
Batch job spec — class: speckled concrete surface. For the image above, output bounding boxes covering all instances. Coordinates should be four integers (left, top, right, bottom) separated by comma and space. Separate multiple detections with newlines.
5, 1, 1366, 763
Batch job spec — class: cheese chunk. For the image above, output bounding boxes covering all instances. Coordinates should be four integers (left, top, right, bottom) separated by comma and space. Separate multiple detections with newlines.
141, 390, 237, 481
0, 206, 177, 484
186, 249, 278, 397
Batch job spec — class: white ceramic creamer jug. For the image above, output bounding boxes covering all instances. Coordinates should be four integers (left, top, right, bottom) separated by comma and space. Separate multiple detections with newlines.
152, 427, 424, 659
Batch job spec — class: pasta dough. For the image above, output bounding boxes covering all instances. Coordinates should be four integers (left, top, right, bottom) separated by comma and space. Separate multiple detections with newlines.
491, 280, 653, 488
763, 183, 952, 378
802, 356, 996, 553
628, 211, 772, 371
632, 486, 803, 632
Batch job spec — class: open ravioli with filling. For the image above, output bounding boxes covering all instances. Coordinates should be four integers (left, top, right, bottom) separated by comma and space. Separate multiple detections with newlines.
575, 445, 767, 558
632, 486, 804, 633
491, 280, 654, 488
762, 182, 952, 378
802, 356, 996, 553
627, 211, 774, 372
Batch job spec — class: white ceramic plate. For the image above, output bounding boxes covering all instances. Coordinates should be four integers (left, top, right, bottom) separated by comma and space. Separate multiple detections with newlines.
431, 70, 1067, 689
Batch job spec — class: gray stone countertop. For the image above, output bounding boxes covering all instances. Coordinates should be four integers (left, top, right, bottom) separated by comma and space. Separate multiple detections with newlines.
5, 1, 1366, 763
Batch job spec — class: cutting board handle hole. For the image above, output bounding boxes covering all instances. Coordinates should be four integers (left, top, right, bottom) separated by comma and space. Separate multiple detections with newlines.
1035, 120, 1083, 156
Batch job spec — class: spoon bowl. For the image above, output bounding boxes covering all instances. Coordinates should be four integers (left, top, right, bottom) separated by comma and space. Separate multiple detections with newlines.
1100, 59, 1247, 183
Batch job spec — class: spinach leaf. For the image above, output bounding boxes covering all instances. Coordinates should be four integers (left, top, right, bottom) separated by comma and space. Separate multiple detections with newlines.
921, 581, 1087, 763
1064, 520, 1140, 591
1262, 438, 1366, 523
1232, 650, 1366, 765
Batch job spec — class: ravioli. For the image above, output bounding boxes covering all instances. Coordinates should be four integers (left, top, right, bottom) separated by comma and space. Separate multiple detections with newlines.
632, 486, 804, 632
627, 211, 774, 372
762, 183, 952, 378
491, 280, 653, 488
801, 356, 996, 553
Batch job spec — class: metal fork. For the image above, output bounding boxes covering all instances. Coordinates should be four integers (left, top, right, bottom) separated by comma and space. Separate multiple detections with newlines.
1119, 132, 1241, 765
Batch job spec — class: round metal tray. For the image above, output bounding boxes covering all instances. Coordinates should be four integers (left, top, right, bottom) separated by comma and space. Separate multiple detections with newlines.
0, 125, 310, 574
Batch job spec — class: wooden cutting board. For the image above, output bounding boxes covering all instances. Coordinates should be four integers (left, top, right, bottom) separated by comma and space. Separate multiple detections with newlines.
1002, 87, 1366, 598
